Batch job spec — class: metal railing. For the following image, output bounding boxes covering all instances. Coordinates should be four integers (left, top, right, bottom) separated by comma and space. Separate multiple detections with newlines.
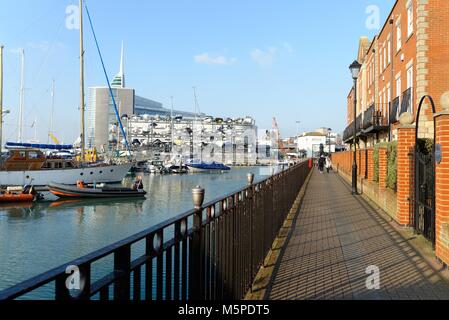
390, 98, 400, 124
0, 161, 311, 301
363, 104, 388, 130
343, 114, 363, 142
399, 88, 412, 117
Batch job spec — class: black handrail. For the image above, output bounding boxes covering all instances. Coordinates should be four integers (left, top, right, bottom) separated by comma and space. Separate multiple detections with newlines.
0, 161, 311, 301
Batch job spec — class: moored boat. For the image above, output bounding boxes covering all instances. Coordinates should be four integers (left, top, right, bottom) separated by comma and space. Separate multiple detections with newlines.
0, 185, 39, 203
48, 182, 146, 199
186, 161, 231, 173
0, 148, 133, 186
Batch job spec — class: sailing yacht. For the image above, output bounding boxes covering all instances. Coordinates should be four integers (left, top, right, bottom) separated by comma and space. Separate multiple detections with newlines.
0, 1, 133, 186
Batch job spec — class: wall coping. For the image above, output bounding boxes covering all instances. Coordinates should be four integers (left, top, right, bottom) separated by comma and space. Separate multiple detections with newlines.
396, 124, 416, 130
434, 111, 449, 118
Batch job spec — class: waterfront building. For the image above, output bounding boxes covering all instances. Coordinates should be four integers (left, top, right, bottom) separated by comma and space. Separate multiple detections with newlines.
134, 95, 200, 119
87, 44, 201, 150
343, 0, 449, 147
123, 116, 258, 165
335, 0, 449, 268
297, 130, 338, 158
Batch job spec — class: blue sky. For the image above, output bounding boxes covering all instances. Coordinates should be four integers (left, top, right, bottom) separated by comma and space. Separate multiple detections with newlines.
0, 0, 395, 143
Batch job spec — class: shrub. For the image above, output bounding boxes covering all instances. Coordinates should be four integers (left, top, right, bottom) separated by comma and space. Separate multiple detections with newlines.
417, 138, 433, 155
373, 141, 397, 191
386, 141, 397, 191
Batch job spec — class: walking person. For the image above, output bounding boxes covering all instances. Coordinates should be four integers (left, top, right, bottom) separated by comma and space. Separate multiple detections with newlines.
318, 155, 325, 174
325, 155, 333, 174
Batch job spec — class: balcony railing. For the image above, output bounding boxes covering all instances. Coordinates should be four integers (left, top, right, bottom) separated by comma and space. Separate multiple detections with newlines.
363, 104, 388, 130
0, 162, 311, 301
390, 97, 400, 124
399, 88, 412, 117
343, 114, 362, 142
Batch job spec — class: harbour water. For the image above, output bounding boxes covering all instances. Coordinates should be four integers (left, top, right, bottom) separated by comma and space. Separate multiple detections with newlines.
0, 166, 279, 294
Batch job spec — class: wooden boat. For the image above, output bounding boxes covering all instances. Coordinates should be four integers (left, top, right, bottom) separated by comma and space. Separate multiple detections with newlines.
48, 182, 147, 199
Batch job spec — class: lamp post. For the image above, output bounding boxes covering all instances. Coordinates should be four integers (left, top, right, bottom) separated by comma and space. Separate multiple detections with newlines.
349, 60, 361, 195
327, 128, 332, 155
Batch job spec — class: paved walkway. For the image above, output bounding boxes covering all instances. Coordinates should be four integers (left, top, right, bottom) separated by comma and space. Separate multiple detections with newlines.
267, 170, 449, 300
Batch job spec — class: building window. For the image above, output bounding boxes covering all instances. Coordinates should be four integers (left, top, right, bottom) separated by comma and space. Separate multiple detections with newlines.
383, 45, 387, 70
379, 51, 383, 73
385, 84, 391, 116
396, 75, 401, 98
387, 34, 391, 64
396, 19, 402, 51
407, 63, 414, 113
407, 0, 414, 37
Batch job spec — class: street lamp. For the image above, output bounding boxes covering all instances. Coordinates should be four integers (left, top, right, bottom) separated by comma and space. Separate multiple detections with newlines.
349, 60, 362, 195
327, 128, 332, 155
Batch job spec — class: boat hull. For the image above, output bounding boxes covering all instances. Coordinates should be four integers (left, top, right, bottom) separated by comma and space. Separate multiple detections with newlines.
48, 183, 146, 199
0, 163, 133, 186
187, 166, 230, 174
0, 194, 35, 203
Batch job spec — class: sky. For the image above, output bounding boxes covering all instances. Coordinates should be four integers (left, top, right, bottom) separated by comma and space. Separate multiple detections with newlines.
0, 0, 395, 144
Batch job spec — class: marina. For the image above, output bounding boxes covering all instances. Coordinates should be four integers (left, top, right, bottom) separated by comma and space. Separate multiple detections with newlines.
0, 166, 280, 297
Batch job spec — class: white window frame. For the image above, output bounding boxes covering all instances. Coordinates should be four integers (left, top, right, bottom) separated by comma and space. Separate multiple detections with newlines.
387, 34, 391, 64
407, 0, 414, 38
406, 60, 414, 114
396, 18, 402, 52
396, 73, 402, 98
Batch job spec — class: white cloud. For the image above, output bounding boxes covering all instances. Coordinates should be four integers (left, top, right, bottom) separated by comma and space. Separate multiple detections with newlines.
250, 47, 277, 66
194, 53, 237, 66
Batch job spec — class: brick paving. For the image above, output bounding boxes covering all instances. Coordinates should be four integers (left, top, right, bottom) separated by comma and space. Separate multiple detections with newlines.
267, 170, 449, 300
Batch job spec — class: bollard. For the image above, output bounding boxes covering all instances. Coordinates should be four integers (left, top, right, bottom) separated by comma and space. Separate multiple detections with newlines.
192, 186, 205, 209
191, 186, 204, 299
247, 173, 255, 186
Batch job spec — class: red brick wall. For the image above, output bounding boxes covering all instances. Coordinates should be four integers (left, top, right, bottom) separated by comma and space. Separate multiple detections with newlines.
367, 148, 374, 181
435, 114, 449, 266
396, 126, 415, 226
378, 148, 388, 190
427, 0, 449, 113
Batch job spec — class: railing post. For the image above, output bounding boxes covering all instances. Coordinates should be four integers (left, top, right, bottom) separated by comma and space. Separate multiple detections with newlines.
190, 186, 205, 300
114, 245, 131, 300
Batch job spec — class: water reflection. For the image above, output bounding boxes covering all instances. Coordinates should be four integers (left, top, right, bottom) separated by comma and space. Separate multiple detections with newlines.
0, 166, 279, 293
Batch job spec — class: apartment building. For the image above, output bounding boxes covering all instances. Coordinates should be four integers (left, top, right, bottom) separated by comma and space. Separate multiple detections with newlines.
343, 0, 449, 147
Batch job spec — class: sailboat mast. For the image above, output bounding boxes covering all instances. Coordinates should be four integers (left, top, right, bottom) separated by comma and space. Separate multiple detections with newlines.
18, 48, 25, 142
171, 96, 174, 154
0, 44, 4, 151
49, 79, 55, 144
79, 0, 86, 162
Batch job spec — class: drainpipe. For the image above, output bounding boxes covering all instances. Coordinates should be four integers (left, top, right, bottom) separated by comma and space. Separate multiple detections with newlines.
389, 18, 394, 142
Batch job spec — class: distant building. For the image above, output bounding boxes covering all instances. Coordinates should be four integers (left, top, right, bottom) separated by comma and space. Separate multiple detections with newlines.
87, 44, 202, 150
87, 86, 135, 150
134, 96, 200, 119
297, 129, 339, 157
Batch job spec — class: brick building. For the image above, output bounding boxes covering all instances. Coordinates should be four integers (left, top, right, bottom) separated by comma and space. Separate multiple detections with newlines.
343, 0, 449, 146
336, 0, 449, 267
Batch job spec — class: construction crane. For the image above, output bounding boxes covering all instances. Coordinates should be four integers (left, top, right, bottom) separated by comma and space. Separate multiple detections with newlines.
272, 117, 287, 158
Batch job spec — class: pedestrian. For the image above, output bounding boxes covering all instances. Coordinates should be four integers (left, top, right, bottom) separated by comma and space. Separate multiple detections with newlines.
325, 156, 333, 173
318, 156, 325, 173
